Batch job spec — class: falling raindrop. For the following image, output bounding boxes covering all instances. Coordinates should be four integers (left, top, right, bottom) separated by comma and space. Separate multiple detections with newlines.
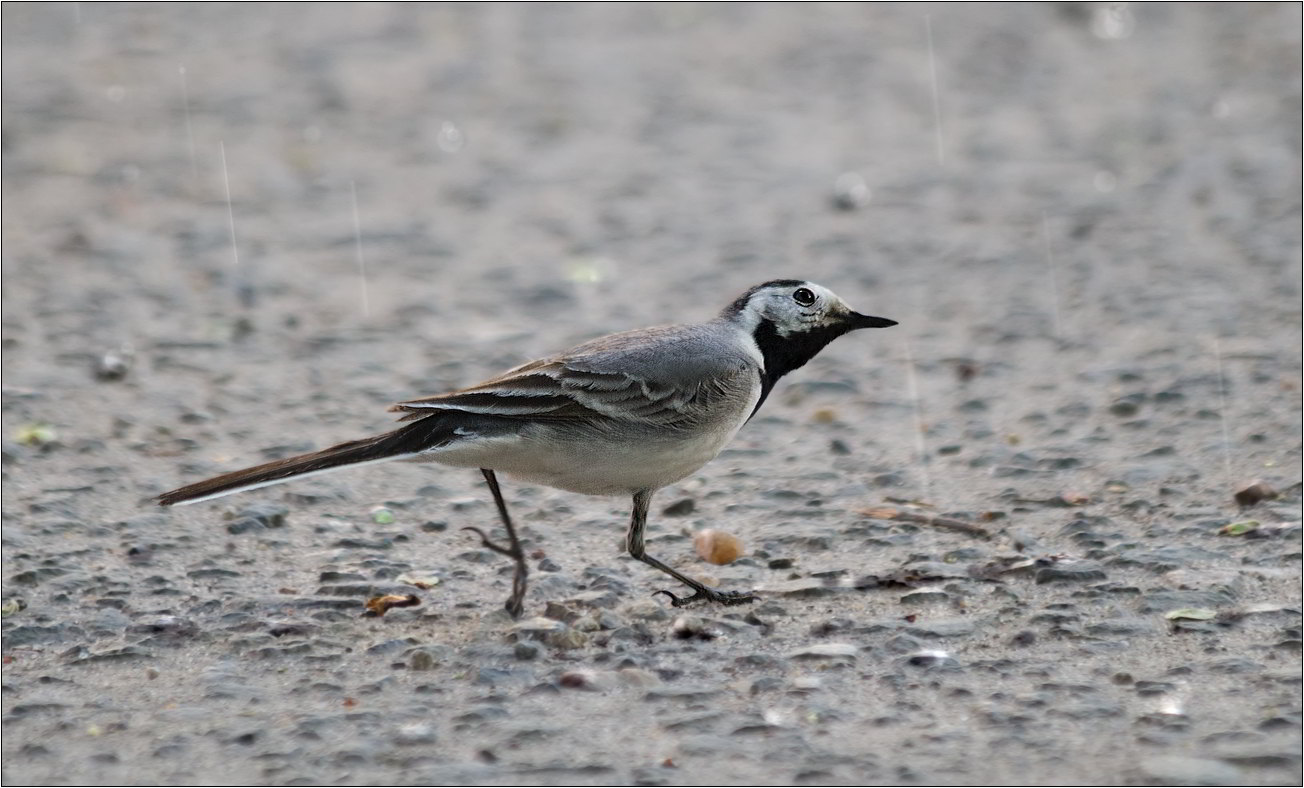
1041, 211, 1065, 345
902, 339, 933, 503
219, 142, 243, 280
1091, 3, 1135, 40
436, 121, 465, 153
924, 15, 945, 166
1213, 338, 1233, 480
178, 66, 198, 180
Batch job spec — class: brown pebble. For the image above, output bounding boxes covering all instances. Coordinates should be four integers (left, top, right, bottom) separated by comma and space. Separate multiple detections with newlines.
694, 529, 743, 565
559, 670, 595, 689
954, 361, 979, 382
661, 498, 696, 516
1234, 481, 1278, 508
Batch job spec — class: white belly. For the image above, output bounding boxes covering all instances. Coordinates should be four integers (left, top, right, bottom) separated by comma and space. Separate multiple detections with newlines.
416, 390, 759, 496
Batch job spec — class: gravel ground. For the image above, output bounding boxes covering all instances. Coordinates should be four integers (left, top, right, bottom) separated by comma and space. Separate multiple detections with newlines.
2, 3, 1301, 786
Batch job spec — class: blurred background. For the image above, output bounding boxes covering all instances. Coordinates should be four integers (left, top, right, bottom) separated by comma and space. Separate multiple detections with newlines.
4, 3, 1299, 501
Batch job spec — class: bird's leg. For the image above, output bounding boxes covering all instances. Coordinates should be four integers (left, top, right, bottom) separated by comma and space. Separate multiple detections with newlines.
461, 468, 528, 618
625, 489, 755, 608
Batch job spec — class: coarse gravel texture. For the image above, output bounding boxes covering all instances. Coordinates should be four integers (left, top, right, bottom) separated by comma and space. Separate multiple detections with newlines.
2, 3, 1301, 786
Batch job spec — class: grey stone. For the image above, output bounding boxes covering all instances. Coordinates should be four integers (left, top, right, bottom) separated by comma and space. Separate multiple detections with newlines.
394, 722, 438, 745
1139, 756, 1242, 786
1035, 560, 1107, 584
787, 643, 858, 662
906, 618, 976, 638
228, 502, 289, 533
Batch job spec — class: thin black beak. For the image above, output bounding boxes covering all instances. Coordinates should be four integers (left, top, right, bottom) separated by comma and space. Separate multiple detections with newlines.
848, 311, 898, 329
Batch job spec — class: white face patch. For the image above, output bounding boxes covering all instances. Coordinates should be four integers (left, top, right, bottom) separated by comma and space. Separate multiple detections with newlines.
744, 282, 851, 337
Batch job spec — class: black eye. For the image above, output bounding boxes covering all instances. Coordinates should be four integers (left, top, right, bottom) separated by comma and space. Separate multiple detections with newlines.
792, 287, 816, 307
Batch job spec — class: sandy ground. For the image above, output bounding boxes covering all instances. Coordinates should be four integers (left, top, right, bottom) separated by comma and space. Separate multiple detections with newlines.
2, 3, 1301, 786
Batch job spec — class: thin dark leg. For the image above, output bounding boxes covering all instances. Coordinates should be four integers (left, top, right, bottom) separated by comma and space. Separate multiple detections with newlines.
461, 468, 528, 618
626, 489, 755, 608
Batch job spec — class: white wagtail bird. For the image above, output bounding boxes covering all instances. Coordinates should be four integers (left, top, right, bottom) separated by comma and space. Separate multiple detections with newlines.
157, 280, 897, 616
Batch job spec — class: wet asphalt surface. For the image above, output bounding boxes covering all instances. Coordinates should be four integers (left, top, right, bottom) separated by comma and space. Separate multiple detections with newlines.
2, 4, 1301, 785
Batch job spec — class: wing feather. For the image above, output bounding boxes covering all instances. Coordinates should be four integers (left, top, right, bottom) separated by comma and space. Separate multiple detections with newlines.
390, 359, 749, 427
389, 323, 759, 427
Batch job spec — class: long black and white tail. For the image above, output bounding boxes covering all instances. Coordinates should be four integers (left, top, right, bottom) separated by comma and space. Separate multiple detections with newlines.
156, 417, 451, 507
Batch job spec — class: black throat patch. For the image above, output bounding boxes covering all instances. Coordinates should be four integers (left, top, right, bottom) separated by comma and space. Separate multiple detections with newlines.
748, 318, 851, 418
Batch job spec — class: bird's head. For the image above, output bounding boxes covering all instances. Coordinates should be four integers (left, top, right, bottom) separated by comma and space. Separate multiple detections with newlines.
724, 279, 897, 337
719, 279, 897, 395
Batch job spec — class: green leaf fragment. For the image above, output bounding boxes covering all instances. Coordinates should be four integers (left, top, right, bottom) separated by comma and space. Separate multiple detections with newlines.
1218, 520, 1259, 536
14, 423, 57, 446
1164, 608, 1217, 621
370, 506, 395, 525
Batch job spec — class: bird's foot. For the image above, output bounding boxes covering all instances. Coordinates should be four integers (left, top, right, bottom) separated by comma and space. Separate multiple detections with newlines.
461, 526, 528, 619
461, 526, 516, 558
503, 592, 524, 619
653, 587, 756, 608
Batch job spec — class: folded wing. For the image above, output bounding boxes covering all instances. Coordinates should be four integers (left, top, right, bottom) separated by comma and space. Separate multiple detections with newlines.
390, 326, 756, 428
390, 359, 713, 425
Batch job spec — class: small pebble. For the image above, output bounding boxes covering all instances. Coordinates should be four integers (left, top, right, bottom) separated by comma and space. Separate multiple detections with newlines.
1035, 559, 1108, 584
394, 722, 437, 746
226, 502, 289, 534
693, 529, 743, 565
672, 615, 717, 641
662, 498, 696, 516
787, 643, 857, 662
903, 649, 958, 669
1234, 481, 1278, 508
831, 171, 870, 210
559, 670, 599, 690
548, 627, 589, 650
93, 350, 132, 381
408, 650, 439, 671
